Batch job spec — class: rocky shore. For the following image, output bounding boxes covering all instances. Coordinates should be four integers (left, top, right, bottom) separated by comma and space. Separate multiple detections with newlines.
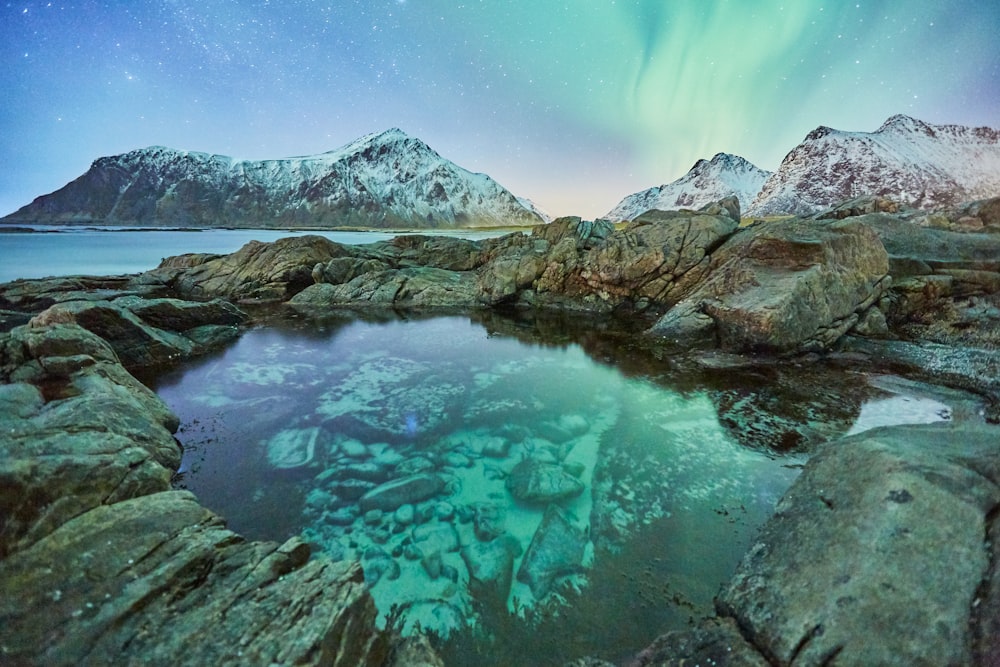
2, 195, 999, 665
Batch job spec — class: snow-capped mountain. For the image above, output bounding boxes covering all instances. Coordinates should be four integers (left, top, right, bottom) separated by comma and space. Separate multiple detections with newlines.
2, 129, 544, 229
516, 196, 553, 223
748, 115, 1000, 216
605, 153, 772, 221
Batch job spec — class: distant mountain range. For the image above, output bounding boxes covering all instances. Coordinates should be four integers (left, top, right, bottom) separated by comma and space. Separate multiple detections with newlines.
747, 115, 1000, 216
4, 115, 999, 228
608, 115, 1000, 220
605, 153, 772, 221
2, 129, 543, 229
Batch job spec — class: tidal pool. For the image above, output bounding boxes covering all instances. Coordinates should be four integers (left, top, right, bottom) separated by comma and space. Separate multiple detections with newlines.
150, 310, 954, 665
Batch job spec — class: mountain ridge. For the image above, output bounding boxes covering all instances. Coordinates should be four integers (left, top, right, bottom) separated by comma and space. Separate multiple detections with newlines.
2, 129, 543, 229
605, 152, 772, 221
747, 114, 1000, 216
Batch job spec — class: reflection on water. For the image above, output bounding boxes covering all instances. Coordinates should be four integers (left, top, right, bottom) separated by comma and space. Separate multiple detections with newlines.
150, 311, 953, 665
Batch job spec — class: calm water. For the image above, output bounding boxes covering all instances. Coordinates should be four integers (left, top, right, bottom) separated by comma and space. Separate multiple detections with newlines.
0, 227, 511, 283
149, 310, 954, 665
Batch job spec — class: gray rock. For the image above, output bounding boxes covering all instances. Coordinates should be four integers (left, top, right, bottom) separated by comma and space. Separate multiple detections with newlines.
649, 218, 890, 352
411, 522, 460, 554
506, 459, 585, 504
359, 474, 445, 512
516, 505, 589, 598
716, 422, 1000, 666
0, 491, 388, 666
461, 535, 522, 601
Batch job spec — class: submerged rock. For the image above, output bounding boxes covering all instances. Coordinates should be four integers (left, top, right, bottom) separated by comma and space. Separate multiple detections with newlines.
265, 426, 326, 470
359, 473, 446, 512
516, 505, 589, 599
461, 535, 523, 602
506, 459, 585, 504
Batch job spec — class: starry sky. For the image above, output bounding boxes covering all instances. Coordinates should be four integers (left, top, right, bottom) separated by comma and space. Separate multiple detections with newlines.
2, 1, 999, 219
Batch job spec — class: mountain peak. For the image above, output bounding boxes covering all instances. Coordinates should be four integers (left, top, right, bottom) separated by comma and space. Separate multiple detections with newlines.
748, 116, 1000, 216
877, 114, 934, 136
605, 153, 771, 221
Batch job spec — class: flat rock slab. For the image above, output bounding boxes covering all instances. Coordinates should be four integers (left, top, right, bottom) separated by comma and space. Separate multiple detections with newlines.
0, 490, 388, 666
716, 422, 1000, 666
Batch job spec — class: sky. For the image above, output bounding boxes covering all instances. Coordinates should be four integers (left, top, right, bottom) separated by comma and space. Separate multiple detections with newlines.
2, 1, 999, 220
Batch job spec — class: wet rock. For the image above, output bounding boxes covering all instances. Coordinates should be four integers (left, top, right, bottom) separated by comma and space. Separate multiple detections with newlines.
361, 546, 401, 586
167, 235, 349, 300
473, 503, 507, 542
359, 474, 446, 513
265, 426, 326, 470
412, 522, 460, 554
394, 504, 416, 526
506, 459, 585, 504
0, 323, 180, 558
517, 505, 589, 599
716, 422, 1000, 666
0, 491, 389, 666
628, 617, 769, 666
461, 535, 522, 601
649, 218, 890, 352
327, 478, 376, 501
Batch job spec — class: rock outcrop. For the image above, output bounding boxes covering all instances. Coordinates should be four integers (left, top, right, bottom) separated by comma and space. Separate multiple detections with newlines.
636, 422, 1000, 666
147, 196, 900, 354
0, 297, 393, 664
648, 217, 890, 351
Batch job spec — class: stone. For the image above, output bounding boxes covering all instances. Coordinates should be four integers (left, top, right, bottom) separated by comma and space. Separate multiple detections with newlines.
473, 503, 506, 541
0, 491, 389, 666
359, 474, 446, 513
461, 535, 522, 601
394, 504, 416, 526
516, 505, 589, 599
265, 426, 325, 470
411, 522, 460, 554
629, 617, 769, 666
649, 217, 890, 352
716, 422, 1000, 666
168, 235, 350, 301
506, 459, 585, 504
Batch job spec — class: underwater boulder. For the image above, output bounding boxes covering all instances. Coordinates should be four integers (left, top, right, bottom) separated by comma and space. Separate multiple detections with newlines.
506, 459, 585, 504
265, 426, 325, 471
516, 505, 589, 599
359, 473, 445, 512
461, 534, 523, 601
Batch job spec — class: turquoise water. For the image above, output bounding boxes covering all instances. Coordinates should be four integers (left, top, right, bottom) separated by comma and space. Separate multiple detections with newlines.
150, 311, 953, 665
0, 227, 510, 283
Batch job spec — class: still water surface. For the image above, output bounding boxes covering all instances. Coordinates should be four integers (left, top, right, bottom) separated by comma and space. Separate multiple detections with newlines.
149, 310, 952, 665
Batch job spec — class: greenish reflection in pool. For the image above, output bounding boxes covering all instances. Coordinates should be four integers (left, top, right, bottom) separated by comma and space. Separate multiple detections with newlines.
151, 311, 950, 665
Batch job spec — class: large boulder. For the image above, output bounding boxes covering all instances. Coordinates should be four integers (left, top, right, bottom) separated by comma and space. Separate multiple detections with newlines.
649, 218, 890, 352
715, 422, 1000, 666
24, 296, 245, 368
167, 234, 351, 300
0, 323, 180, 558
0, 491, 388, 666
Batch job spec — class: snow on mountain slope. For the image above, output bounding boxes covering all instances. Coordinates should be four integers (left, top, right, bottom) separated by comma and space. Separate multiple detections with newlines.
605, 153, 772, 221
748, 115, 1000, 216
2, 128, 543, 229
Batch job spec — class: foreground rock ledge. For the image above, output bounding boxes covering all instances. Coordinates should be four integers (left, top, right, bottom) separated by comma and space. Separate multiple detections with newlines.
633, 422, 1000, 667
0, 308, 393, 664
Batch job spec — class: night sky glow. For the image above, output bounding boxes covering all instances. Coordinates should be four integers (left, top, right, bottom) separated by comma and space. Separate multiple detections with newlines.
3, 1, 999, 219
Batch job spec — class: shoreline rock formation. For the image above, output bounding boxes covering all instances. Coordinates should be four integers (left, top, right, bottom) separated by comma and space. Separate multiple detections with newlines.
2, 193, 999, 665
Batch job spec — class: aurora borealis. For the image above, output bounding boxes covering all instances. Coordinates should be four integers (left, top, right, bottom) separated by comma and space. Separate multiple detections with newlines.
2, 1, 999, 218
